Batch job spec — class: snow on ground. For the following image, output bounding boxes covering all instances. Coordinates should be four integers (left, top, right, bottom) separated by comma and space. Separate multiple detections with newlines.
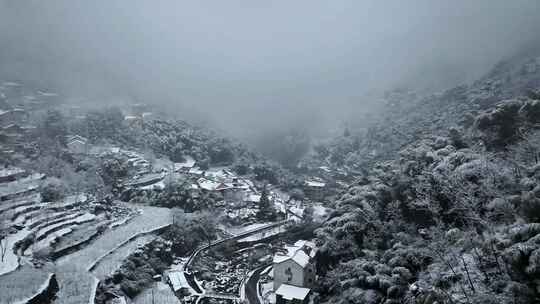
0, 265, 54, 304
0, 167, 25, 178
26, 227, 73, 255
34, 213, 93, 239
10, 273, 55, 304
109, 214, 133, 228
54, 205, 171, 304
173, 155, 196, 171
0, 193, 41, 214
25, 210, 76, 228
91, 233, 156, 280
237, 225, 287, 243
0, 174, 43, 197
54, 266, 97, 304
140, 180, 166, 190
312, 203, 330, 221
261, 281, 276, 304
168, 270, 198, 294
0, 228, 31, 275
34, 213, 95, 241
48, 194, 88, 208
224, 222, 272, 236
132, 282, 181, 304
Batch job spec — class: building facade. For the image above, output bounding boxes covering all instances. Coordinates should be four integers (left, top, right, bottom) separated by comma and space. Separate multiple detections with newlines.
273, 240, 317, 304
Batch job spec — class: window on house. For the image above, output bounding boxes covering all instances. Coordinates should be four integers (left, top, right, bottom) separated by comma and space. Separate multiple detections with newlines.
285, 267, 293, 281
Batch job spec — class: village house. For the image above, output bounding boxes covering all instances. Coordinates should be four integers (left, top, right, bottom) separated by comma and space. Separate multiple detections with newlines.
173, 156, 196, 172
124, 114, 143, 128
204, 168, 234, 182
217, 179, 251, 202
125, 173, 164, 189
167, 271, 191, 296
188, 167, 204, 176
303, 180, 326, 200
273, 240, 317, 304
66, 135, 89, 154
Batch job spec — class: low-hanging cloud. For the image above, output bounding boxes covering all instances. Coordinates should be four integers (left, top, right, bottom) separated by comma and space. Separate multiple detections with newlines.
1, 0, 540, 140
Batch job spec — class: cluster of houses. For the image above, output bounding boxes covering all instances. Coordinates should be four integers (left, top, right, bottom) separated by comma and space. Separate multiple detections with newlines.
123, 103, 154, 128
0, 81, 60, 159
0, 107, 33, 158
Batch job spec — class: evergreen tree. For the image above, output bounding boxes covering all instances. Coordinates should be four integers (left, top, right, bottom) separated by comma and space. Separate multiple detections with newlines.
257, 185, 276, 221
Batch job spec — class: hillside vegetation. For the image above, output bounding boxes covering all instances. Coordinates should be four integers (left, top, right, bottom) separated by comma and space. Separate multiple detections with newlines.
313, 54, 540, 304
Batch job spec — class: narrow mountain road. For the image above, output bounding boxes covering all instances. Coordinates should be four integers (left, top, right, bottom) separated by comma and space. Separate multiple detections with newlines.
183, 220, 291, 294
245, 266, 266, 304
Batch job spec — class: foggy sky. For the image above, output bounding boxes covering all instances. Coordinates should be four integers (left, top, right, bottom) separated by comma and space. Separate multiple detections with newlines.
1, 0, 540, 139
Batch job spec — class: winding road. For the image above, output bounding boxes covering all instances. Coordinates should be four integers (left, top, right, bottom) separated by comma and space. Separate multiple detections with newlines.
183, 220, 291, 303
245, 266, 268, 304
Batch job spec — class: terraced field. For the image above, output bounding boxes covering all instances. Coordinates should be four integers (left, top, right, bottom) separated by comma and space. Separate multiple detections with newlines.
0, 191, 131, 303
1, 167, 172, 304
0, 264, 53, 304
132, 282, 181, 304
54, 206, 171, 304
91, 233, 156, 280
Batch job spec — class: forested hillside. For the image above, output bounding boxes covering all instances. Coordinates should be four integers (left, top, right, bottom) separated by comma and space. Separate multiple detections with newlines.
313, 54, 540, 303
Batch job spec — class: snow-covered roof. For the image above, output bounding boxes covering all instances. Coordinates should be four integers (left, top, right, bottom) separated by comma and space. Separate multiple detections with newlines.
273, 240, 317, 268
197, 178, 220, 191
275, 284, 311, 301
126, 173, 164, 187
305, 180, 325, 187
245, 194, 261, 203
292, 250, 310, 268
318, 166, 331, 172
124, 115, 139, 120
140, 180, 165, 190
66, 135, 88, 144
215, 182, 233, 191
174, 156, 196, 170
204, 168, 234, 180
188, 167, 204, 175
167, 271, 190, 292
